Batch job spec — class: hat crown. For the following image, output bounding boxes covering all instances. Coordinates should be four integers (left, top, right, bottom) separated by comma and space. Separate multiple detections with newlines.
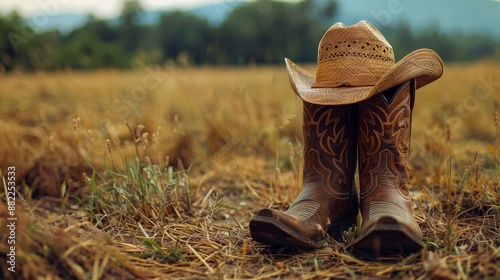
314, 20, 396, 88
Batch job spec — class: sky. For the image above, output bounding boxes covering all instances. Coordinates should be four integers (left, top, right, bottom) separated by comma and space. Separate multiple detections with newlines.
2, 0, 499, 18
0, 0, 300, 18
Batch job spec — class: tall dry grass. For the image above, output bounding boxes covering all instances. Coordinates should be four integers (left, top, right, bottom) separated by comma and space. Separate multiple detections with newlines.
0, 62, 499, 279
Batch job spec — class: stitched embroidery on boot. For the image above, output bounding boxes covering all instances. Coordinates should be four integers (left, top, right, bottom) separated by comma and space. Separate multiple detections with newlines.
286, 200, 320, 222
304, 149, 351, 199
361, 149, 401, 198
303, 104, 352, 199
359, 93, 412, 198
368, 201, 408, 221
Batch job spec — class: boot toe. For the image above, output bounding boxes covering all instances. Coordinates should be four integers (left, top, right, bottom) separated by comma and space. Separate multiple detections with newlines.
249, 209, 325, 249
351, 218, 423, 257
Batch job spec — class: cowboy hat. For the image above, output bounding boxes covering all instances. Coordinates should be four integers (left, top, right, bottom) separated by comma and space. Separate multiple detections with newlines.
285, 20, 443, 105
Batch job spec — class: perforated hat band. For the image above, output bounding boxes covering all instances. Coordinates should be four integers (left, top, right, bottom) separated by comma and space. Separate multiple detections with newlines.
312, 38, 395, 88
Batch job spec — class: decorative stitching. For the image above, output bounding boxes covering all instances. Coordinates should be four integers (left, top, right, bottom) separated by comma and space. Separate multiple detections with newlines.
359, 86, 412, 198
369, 201, 408, 221
303, 103, 353, 199
286, 200, 320, 222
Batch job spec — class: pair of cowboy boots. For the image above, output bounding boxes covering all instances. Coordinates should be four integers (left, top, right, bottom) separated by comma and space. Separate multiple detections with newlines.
249, 79, 422, 255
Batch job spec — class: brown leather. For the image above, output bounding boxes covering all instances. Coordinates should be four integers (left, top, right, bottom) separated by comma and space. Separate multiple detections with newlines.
352, 79, 423, 255
249, 102, 358, 249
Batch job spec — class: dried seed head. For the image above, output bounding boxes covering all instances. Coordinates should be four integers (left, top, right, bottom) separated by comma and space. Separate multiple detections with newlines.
241, 239, 248, 255
73, 117, 81, 133
137, 124, 145, 137
156, 126, 162, 138
152, 132, 158, 146
106, 139, 112, 154
296, 138, 303, 153
48, 135, 55, 153
288, 141, 295, 159
83, 172, 91, 184
142, 132, 149, 147
87, 129, 93, 141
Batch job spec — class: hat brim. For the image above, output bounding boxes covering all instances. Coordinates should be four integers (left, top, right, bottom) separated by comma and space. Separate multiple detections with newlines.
285, 49, 443, 105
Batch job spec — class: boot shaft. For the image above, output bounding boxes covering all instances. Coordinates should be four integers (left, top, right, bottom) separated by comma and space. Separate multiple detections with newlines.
249, 102, 360, 249
301, 102, 357, 199
357, 79, 415, 199
352, 79, 424, 253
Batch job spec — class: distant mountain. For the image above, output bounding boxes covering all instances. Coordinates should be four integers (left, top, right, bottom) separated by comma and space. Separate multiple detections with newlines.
26, 0, 500, 38
26, 1, 245, 33
188, 1, 245, 26
331, 0, 500, 37
101, 10, 163, 27
27, 13, 90, 34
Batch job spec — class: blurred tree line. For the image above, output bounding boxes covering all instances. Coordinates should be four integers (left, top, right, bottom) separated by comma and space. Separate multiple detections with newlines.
1, 0, 499, 72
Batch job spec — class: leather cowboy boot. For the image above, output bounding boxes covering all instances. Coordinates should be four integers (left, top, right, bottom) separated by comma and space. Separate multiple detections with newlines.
249, 102, 359, 249
353, 79, 423, 255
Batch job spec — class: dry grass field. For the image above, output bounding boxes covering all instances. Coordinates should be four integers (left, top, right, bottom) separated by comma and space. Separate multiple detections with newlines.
0, 61, 499, 279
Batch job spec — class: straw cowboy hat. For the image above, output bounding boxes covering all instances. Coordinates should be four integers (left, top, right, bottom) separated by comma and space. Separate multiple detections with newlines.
285, 20, 443, 105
